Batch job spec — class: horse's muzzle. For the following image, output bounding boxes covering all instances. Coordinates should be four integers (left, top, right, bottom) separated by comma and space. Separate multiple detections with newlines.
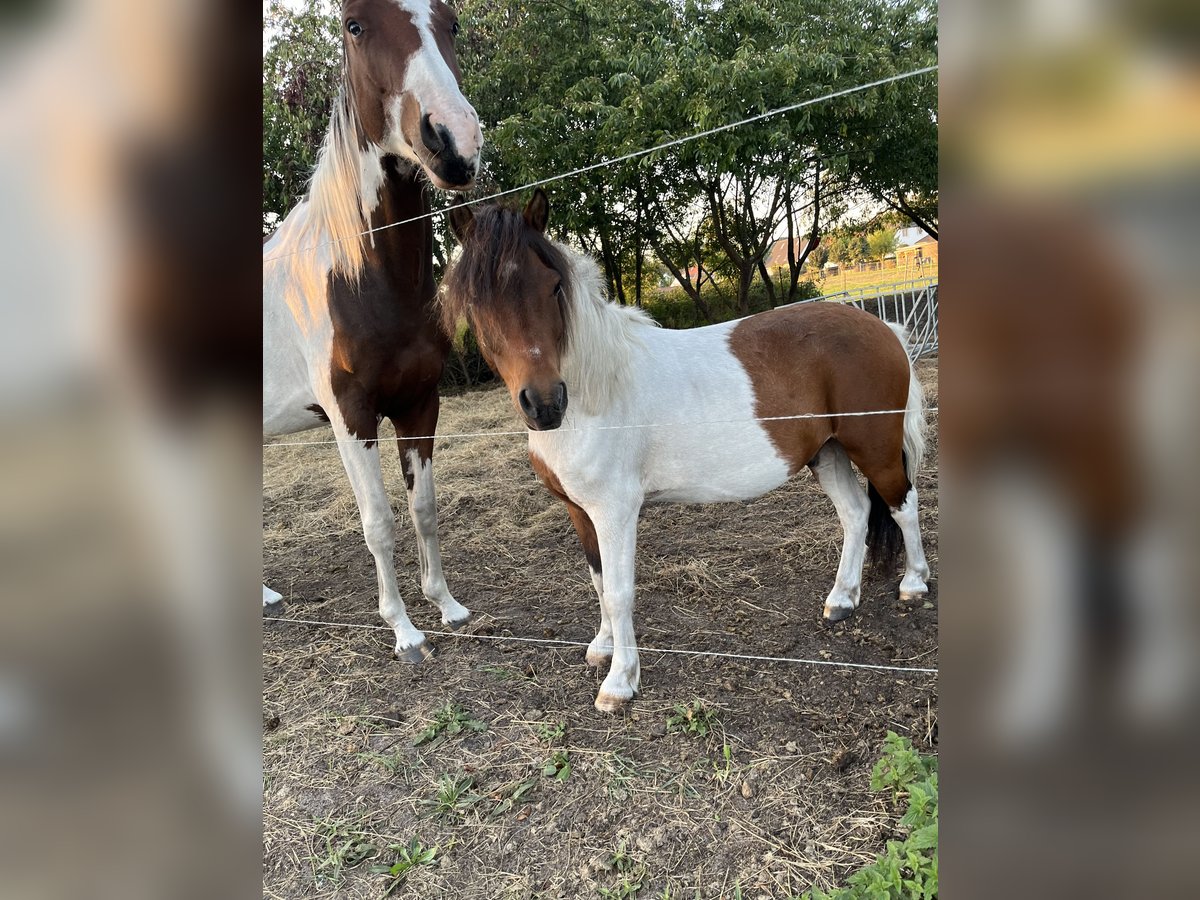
420, 114, 478, 190
518, 382, 567, 431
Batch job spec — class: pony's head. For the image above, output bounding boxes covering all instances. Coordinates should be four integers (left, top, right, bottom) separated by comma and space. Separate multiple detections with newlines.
442, 190, 573, 430
342, 0, 481, 190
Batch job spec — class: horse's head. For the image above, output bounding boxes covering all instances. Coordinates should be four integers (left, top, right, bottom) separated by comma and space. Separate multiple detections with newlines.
443, 191, 572, 431
342, 0, 481, 190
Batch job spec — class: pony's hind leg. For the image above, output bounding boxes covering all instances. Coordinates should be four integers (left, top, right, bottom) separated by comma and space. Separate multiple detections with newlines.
891, 486, 930, 600
809, 441, 870, 622
394, 399, 470, 629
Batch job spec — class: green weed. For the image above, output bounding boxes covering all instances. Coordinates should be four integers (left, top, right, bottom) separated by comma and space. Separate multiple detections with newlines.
419, 773, 482, 819
536, 719, 567, 744
666, 699, 720, 738
412, 702, 487, 748
597, 842, 647, 899
799, 732, 938, 900
309, 818, 379, 884
369, 836, 438, 896
542, 749, 572, 781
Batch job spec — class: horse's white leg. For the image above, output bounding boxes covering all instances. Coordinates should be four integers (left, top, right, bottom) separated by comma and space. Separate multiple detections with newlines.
262, 584, 282, 607
585, 567, 613, 666
591, 503, 641, 712
401, 448, 470, 627
332, 426, 429, 659
809, 442, 870, 621
891, 486, 931, 600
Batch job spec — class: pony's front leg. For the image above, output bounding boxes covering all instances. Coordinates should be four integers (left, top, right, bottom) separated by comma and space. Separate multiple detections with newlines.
591, 504, 641, 713
330, 412, 430, 661
395, 402, 470, 628
561, 499, 610, 666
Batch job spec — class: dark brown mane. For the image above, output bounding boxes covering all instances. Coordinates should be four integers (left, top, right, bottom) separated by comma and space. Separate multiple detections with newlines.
440, 202, 573, 345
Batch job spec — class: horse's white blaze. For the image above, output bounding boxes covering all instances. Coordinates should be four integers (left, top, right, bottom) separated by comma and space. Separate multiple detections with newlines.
390, 0, 482, 166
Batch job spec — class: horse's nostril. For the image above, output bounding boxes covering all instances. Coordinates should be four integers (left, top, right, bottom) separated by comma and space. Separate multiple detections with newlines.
556, 381, 568, 410
419, 113, 444, 155
518, 388, 536, 417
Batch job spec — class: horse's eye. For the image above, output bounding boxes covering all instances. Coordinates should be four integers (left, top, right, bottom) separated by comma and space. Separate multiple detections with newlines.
347, 20, 363, 37
451, 21, 460, 37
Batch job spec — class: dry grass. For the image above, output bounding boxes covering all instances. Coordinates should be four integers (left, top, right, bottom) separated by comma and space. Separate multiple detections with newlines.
263, 359, 939, 899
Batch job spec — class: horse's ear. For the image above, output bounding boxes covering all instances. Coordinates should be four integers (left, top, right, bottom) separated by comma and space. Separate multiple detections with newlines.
523, 189, 550, 233
447, 200, 475, 243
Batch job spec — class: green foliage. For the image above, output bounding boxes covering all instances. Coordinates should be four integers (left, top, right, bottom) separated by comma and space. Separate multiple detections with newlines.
420, 773, 483, 819
666, 699, 720, 738
867, 228, 898, 260
262, 0, 341, 232
597, 841, 648, 899
536, 720, 567, 745
369, 837, 438, 896
310, 818, 379, 884
411, 702, 488, 748
799, 732, 938, 900
542, 749, 572, 781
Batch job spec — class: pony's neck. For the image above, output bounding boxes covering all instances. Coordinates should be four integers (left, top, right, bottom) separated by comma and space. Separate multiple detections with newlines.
558, 247, 656, 418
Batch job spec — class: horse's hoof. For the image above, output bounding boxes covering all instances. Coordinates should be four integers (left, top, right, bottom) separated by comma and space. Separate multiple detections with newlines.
899, 589, 929, 603
395, 641, 436, 664
443, 614, 471, 633
594, 690, 633, 714
823, 604, 855, 624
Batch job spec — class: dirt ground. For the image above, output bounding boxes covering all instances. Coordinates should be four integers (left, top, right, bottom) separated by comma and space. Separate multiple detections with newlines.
263, 358, 938, 900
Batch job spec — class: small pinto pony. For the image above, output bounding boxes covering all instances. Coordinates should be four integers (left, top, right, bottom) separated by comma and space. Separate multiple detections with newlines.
263, 0, 481, 658
442, 191, 931, 712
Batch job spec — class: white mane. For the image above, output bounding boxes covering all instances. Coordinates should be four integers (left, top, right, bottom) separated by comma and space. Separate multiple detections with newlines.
299, 87, 383, 280
556, 245, 658, 416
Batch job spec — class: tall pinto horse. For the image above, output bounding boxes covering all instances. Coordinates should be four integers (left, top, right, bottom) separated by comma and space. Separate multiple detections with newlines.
263, 1, 480, 660
443, 192, 931, 711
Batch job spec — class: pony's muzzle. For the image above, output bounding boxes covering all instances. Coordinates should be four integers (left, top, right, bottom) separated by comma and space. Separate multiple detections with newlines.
518, 382, 567, 431
420, 113, 479, 190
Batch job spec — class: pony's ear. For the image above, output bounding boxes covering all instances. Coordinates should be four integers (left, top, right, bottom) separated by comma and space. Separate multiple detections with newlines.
447, 200, 475, 242
523, 189, 550, 233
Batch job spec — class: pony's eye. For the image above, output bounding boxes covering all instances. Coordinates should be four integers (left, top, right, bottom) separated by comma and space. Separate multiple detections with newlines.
451, 21, 460, 37
347, 20, 363, 37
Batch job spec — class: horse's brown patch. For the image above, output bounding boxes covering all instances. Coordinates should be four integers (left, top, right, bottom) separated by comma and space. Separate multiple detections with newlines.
529, 451, 601, 573
343, 2, 423, 145
728, 303, 912, 507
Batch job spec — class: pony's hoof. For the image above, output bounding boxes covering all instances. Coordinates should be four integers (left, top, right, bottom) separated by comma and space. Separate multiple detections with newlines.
585, 648, 613, 668
443, 614, 472, 632
899, 589, 929, 603
823, 604, 855, 624
594, 690, 633, 714
395, 641, 436, 664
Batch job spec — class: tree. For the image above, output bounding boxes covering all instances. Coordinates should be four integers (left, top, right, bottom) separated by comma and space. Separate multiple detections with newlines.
824, 0, 938, 237
867, 228, 898, 261
262, 1, 341, 232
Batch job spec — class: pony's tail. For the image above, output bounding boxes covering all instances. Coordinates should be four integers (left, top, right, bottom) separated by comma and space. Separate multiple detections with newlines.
867, 482, 904, 573
865, 323, 927, 573
886, 322, 927, 486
